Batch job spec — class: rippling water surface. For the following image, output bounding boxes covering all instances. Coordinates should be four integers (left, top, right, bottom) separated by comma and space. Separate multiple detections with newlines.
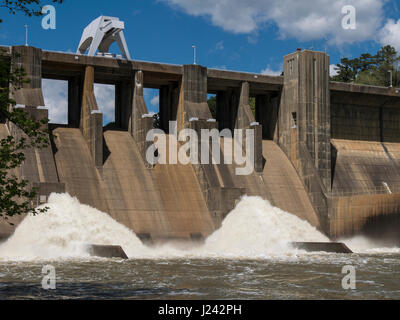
0, 253, 399, 300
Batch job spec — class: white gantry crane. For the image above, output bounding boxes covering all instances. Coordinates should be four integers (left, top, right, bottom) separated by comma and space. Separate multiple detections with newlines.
77, 16, 131, 60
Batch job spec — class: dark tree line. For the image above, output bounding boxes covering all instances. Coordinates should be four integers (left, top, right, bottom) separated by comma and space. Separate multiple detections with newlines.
332, 45, 400, 87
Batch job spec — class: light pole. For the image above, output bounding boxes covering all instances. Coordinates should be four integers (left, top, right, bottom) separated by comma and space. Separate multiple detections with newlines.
389, 70, 393, 88
192, 45, 196, 65
25, 24, 28, 46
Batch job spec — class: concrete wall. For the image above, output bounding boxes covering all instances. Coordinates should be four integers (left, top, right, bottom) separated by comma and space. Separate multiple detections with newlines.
330, 193, 400, 245
277, 50, 400, 240
331, 104, 381, 141
177, 65, 212, 130
176, 65, 250, 225
329, 89, 400, 241
331, 92, 400, 143
262, 140, 320, 228
130, 70, 153, 164
102, 129, 216, 241
11, 46, 42, 90
277, 50, 331, 233
331, 139, 400, 193
52, 126, 110, 212
4, 45, 400, 244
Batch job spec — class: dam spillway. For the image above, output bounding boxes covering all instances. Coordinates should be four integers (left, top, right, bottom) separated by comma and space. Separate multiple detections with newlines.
1, 45, 400, 245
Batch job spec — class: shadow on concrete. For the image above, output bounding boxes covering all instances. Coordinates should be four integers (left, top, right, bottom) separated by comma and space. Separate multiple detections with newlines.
361, 212, 400, 247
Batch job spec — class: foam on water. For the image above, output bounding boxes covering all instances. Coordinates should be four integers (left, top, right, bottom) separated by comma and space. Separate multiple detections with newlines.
200, 196, 329, 258
0, 194, 147, 261
0, 193, 397, 261
341, 236, 400, 254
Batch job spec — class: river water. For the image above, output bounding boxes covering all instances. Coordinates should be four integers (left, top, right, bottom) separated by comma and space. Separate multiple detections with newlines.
0, 194, 398, 300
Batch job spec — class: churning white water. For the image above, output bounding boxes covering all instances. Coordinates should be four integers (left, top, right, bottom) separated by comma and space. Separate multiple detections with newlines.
200, 196, 328, 258
0, 194, 147, 261
0, 193, 395, 261
341, 236, 400, 254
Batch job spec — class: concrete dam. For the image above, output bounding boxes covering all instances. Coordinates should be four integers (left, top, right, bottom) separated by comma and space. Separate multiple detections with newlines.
1, 45, 400, 245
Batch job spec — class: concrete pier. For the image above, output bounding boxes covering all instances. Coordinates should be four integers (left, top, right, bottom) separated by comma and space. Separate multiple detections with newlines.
88, 244, 129, 259
130, 70, 153, 164
291, 242, 353, 253
80, 66, 103, 167
6, 46, 64, 205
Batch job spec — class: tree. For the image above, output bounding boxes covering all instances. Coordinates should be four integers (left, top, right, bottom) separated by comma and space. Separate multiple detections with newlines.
207, 96, 217, 119
331, 45, 400, 87
0, 0, 63, 23
249, 97, 256, 117
0, 0, 63, 221
331, 58, 358, 82
373, 45, 400, 87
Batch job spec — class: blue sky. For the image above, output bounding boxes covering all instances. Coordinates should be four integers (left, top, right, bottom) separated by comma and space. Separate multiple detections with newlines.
1, 0, 400, 124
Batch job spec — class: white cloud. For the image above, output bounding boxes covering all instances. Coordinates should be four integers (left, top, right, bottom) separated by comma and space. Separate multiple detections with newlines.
42, 79, 68, 124
94, 84, 115, 123
144, 88, 160, 112
261, 65, 282, 76
215, 40, 224, 50
330, 64, 339, 77
42, 80, 116, 125
164, 0, 385, 45
151, 95, 159, 106
209, 40, 225, 54
379, 19, 400, 51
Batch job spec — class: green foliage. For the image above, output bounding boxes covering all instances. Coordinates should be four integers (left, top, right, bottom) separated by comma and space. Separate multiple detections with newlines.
207, 96, 217, 119
0, 0, 63, 220
249, 97, 256, 117
0, 0, 63, 23
331, 45, 400, 87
